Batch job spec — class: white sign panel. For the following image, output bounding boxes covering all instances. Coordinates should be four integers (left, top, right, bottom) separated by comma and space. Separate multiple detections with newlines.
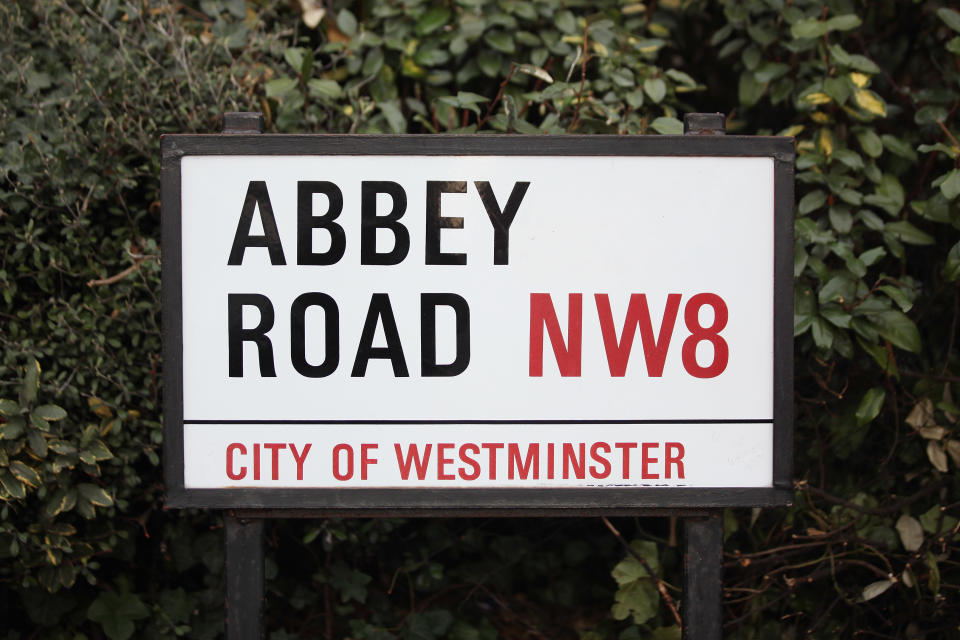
175, 152, 775, 490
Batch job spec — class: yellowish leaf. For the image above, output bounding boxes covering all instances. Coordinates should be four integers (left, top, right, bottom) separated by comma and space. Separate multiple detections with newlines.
862, 579, 894, 602
648, 22, 670, 37
810, 111, 830, 124
592, 42, 609, 57
896, 515, 924, 551
779, 124, 805, 137
918, 425, 947, 440
927, 440, 949, 472
298, 0, 325, 28
854, 89, 886, 117
902, 567, 915, 588
946, 440, 960, 466
803, 92, 832, 105
943, 385, 957, 423
87, 397, 113, 419
817, 128, 834, 156
849, 72, 869, 88
907, 398, 936, 430
9, 461, 40, 489
622, 3, 646, 14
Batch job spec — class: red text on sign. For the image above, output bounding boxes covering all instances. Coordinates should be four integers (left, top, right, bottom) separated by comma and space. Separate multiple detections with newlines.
529, 293, 729, 378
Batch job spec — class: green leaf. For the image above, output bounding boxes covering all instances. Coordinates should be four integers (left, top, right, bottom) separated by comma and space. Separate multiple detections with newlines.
283, 47, 305, 73
791, 19, 828, 39
879, 285, 913, 312
665, 69, 697, 88
611, 541, 659, 585
938, 7, 960, 33
829, 207, 853, 233
336, 9, 357, 36
0, 471, 25, 500
739, 72, 766, 108
88, 592, 149, 640
884, 221, 934, 245
860, 246, 886, 266
819, 275, 855, 305
881, 135, 918, 161
945, 242, 960, 282
327, 563, 371, 603
555, 10, 576, 34
307, 79, 342, 100
873, 310, 922, 353
362, 48, 384, 76
33, 404, 66, 421
28, 429, 47, 458
265, 77, 298, 98
856, 388, 885, 426
476, 51, 501, 77
85, 440, 114, 462
799, 190, 827, 215
378, 101, 406, 133
857, 336, 899, 379
823, 77, 850, 105
812, 317, 834, 350
643, 77, 666, 104
30, 412, 50, 431
826, 14, 862, 31
612, 579, 659, 625
915, 105, 949, 126
78, 483, 114, 507
416, 7, 449, 36
484, 31, 515, 54
45, 489, 77, 517
848, 54, 880, 74
22, 359, 40, 406
940, 169, 960, 200
833, 149, 864, 171
9, 461, 40, 488
2, 415, 25, 440
829, 43, 853, 65
857, 129, 883, 158
754, 62, 789, 83
650, 116, 682, 135
0, 399, 20, 416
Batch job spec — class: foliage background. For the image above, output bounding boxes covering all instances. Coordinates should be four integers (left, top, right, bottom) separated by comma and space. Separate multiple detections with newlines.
2, 0, 960, 637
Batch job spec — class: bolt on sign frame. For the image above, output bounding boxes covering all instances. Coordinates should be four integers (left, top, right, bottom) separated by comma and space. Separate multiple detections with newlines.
161, 123, 793, 515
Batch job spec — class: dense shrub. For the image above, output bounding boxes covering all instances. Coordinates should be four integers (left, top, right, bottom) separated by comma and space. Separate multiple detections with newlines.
1, 0, 958, 638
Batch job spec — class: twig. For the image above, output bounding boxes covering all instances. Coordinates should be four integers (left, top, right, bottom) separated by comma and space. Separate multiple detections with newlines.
476, 64, 518, 130
797, 478, 950, 516
569, 21, 590, 131
601, 517, 683, 629
86, 257, 150, 287
943, 287, 959, 376
936, 118, 960, 150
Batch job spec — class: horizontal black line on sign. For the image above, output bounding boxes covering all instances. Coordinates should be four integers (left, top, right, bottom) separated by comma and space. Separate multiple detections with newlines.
183, 419, 774, 425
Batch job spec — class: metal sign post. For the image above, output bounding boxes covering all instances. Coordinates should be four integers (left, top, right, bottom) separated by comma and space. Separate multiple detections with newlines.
160, 112, 794, 639
681, 112, 726, 640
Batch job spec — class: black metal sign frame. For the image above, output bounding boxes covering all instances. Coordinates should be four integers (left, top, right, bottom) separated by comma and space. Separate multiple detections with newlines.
161, 126, 794, 514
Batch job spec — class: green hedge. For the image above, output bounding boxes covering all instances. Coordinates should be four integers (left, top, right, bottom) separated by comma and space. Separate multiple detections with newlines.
1, 0, 959, 638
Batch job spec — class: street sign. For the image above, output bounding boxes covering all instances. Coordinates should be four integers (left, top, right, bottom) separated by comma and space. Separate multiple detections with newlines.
161, 134, 793, 511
